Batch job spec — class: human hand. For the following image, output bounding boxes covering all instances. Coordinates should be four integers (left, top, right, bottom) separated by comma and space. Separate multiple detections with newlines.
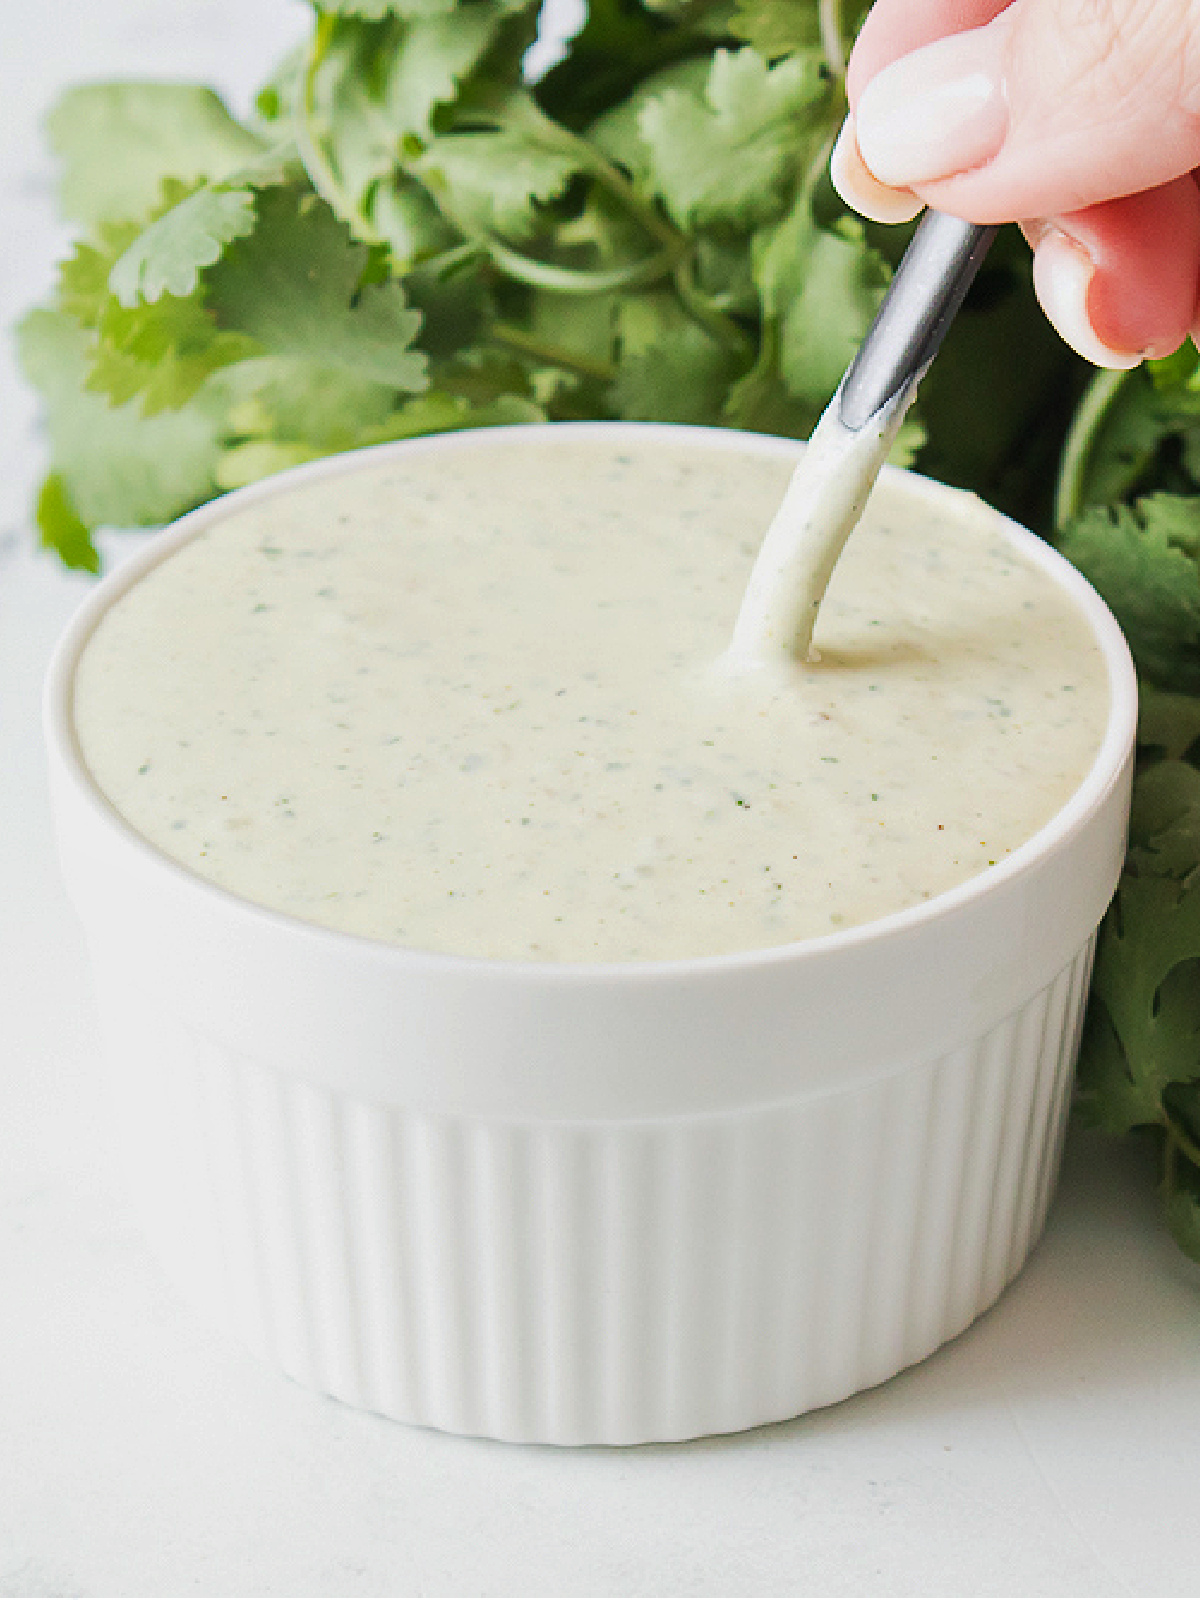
830, 0, 1200, 369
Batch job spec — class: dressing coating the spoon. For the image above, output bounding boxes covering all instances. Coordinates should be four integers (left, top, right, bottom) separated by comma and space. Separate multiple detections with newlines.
724, 212, 997, 673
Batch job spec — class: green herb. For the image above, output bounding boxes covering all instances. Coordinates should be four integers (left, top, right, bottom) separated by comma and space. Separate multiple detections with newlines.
22, 0, 1200, 1258
1048, 349, 1200, 1260
19, 0, 1073, 569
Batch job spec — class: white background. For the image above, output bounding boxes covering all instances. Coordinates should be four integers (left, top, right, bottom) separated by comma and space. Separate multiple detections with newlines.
4, 5, 1200, 1595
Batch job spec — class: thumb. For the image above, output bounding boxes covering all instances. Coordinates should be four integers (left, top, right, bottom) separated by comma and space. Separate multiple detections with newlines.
851, 0, 1200, 222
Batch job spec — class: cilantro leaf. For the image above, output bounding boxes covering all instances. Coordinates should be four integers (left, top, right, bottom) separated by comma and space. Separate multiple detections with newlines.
1080, 370, 1190, 510
754, 204, 889, 410
1059, 495, 1200, 692
637, 47, 830, 232
1078, 868, 1200, 1135
1056, 364, 1200, 528
214, 441, 327, 489
46, 83, 266, 226
522, 285, 619, 374
213, 377, 544, 490
302, 4, 523, 232
108, 146, 298, 308
729, 0, 875, 59
729, 0, 820, 57
205, 188, 428, 390
721, 322, 820, 438
215, 354, 400, 451
109, 188, 259, 306
1138, 685, 1200, 763
587, 58, 711, 186
368, 176, 459, 268
50, 202, 261, 417
56, 224, 143, 326
17, 309, 221, 531
416, 126, 580, 239
35, 472, 100, 574
87, 295, 261, 415
611, 292, 744, 424
362, 390, 545, 440
1127, 759, 1200, 878
691, 231, 760, 319
377, 6, 525, 137
1077, 755, 1200, 1264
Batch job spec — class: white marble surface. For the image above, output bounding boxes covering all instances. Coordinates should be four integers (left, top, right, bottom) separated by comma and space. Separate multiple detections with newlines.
5, 6, 1200, 1596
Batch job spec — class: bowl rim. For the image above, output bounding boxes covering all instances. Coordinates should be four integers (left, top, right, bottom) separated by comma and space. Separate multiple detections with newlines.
44, 419, 1139, 982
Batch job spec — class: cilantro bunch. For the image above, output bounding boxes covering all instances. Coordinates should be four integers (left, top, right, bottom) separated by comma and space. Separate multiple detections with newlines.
22, 0, 1200, 1259
19, 0, 1078, 572
1055, 352, 1200, 1259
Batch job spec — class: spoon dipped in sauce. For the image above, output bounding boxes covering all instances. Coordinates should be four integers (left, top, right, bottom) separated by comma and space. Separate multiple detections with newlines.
725, 211, 997, 676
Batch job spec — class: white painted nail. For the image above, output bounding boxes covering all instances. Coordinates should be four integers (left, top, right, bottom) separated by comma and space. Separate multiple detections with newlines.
1031, 230, 1142, 370
829, 117, 924, 225
855, 26, 1009, 189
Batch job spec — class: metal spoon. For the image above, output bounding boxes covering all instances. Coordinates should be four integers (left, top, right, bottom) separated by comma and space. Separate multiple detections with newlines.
724, 211, 998, 669
839, 210, 998, 431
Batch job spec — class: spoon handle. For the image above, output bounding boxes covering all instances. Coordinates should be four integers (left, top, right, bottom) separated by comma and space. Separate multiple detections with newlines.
838, 212, 998, 431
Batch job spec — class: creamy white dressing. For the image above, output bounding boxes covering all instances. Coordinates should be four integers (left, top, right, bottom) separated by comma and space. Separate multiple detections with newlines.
725, 384, 913, 672
73, 433, 1110, 962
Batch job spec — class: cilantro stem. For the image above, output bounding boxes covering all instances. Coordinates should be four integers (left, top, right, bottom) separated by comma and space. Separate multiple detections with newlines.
484, 236, 686, 295
416, 241, 490, 279
294, 17, 385, 246
420, 86, 690, 301
576, 146, 682, 258
488, 322, 617, 383
1053, 365, 1130, 533
723, 315, 783, 422
672, 253, 754, 359
819, 0, 847, 82
487, 88, 683, 259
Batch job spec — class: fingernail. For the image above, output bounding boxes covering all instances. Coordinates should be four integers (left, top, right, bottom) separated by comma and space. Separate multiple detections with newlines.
1031, 230, 1142, 370
855, 25, 1009, 189
829, 117, 924, 225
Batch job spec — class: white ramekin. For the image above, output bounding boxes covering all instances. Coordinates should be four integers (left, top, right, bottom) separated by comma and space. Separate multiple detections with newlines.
44, 424, 1137, 1445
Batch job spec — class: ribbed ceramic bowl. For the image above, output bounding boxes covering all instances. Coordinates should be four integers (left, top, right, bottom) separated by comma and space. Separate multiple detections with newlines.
44, 424, 1137, 1445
